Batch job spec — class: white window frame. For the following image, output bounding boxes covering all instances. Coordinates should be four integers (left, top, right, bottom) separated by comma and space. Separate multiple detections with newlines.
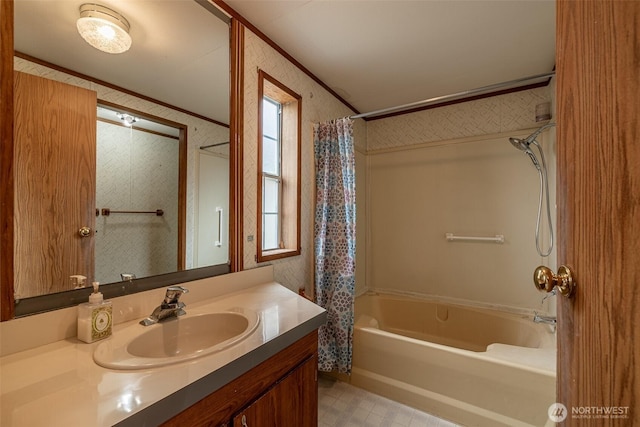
261, 96, 282, 251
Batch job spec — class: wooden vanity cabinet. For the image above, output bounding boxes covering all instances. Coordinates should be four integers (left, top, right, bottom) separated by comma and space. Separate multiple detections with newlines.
161, 331, 319, 427
232, 355, 317, 427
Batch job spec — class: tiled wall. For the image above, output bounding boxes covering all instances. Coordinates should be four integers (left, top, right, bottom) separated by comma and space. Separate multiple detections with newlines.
95, 122, 179, 284
14, 57, 229, 271
242, 30, 367, 295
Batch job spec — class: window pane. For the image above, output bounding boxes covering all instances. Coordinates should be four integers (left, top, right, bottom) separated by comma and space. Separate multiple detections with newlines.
263, 213, 279, 250
263, 176, 279, 213
262, 99, 279, 140
262, 136, 279, 175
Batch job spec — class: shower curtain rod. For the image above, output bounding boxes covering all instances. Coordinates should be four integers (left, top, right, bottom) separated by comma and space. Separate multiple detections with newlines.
200, 142, 230, 149
350, 71, 555, 120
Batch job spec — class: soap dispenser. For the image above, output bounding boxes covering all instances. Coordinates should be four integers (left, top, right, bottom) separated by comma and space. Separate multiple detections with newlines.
77, 281, 113, 343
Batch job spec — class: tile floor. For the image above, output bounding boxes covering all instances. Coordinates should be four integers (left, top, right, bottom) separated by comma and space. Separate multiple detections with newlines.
318, 375, 459, 427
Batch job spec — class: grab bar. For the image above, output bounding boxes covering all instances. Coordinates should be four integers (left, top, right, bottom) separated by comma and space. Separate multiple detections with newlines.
445, 233, 505, 244
214, 207, 223, 247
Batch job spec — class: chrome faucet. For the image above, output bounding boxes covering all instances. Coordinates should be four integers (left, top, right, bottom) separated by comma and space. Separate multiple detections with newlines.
140, 286, 189, 326
121, 273, 136, 282
533, 311, 557, 333
533, 312, 557, 325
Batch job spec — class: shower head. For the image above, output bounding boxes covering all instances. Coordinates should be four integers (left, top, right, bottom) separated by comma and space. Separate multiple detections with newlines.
509, 122, 556, 150
509, 122, 555, 170
509, 137, 530, 151
509, 136, 541, 170
509, 123, 555, 257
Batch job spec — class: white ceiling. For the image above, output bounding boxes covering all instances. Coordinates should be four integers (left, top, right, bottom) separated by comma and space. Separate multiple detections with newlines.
14, 1, 556, 122
225, 0, 556, 115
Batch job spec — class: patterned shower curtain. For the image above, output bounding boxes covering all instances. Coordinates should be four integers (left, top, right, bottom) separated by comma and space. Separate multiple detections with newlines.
313, 117, 356, 374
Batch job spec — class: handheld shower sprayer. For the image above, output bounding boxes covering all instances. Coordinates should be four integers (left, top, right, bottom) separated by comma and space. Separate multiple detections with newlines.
508, 122, 556, 170
508, 137, 541, 170
509, 123, 556, 257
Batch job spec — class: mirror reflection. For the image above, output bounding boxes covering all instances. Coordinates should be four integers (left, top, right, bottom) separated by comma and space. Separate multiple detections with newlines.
12, 0, 231, 303
95, 104, 182, 287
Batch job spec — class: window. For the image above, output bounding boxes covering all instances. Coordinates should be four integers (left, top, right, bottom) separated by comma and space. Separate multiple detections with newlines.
257, 71, 301, 262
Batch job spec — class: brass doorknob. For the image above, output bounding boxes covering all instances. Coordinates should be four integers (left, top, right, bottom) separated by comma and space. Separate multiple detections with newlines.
78, 226, 92, 238
534, 265, 575, 297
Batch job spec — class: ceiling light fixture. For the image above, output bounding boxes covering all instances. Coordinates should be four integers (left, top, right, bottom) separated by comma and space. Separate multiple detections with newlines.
77, 3, 132, 54
116, 113, 138, 126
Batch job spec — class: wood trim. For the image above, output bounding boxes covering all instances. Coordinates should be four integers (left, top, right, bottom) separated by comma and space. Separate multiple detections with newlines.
260, 70, 302, 102
96, 117, 179, 140
256, 71, 265, 261
229, 19, 244, 272
0, 0, 15, 321
366, 80, 551, 121
97, 99, 188, 129
256, 71, 302, 263
259, 248, 301, 263
177, 127, 187, 270
14, 51, 229, 129
160, 331, 318, 427
557, 0, 640, 422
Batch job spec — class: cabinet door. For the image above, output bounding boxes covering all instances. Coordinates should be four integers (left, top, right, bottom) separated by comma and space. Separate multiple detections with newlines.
14, 71, 97, 297
233, 356, 317, 427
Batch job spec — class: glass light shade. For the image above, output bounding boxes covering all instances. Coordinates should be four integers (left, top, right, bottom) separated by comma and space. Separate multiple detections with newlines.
77, 4, 131, 54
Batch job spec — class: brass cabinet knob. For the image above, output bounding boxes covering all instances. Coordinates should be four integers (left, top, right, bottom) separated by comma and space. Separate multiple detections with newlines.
78, 226, 92, 238
534, 265, 576, 297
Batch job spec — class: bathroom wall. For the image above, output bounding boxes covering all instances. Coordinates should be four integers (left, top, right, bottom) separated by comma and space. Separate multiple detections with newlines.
95, 121, 179, 283
365, 86, 557, 313
242, 29, 367, 296
14, 57, 229, 271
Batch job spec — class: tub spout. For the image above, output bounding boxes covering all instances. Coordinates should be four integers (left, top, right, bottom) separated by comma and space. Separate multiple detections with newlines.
533, 312, 556, 325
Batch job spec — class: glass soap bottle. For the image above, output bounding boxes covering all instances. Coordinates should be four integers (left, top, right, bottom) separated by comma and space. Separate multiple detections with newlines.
77, 281, 113, 343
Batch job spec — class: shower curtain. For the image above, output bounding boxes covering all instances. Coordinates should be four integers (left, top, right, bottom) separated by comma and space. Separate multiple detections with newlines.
313, 117, 356, 374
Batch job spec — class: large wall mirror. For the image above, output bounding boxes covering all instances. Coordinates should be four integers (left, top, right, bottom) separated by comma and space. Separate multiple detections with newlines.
5, 0, 239, 317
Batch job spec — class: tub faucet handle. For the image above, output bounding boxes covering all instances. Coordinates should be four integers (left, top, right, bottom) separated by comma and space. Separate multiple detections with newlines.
541, 289, 556, 304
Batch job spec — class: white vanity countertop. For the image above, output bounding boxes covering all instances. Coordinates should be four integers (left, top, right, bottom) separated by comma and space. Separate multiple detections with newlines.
0, 281, 326, 427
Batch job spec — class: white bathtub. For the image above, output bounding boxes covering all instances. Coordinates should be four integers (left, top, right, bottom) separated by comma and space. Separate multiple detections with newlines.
351, 292, 556, 427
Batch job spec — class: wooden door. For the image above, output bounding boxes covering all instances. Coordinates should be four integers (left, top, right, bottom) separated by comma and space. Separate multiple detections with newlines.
556, 1, 640, 424
232, 356, 318, 427
14, 72, 96, 298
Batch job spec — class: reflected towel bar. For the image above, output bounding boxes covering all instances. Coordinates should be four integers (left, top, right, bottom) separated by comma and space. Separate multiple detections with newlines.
445, 233, 504, 244
101, 208, 164, 217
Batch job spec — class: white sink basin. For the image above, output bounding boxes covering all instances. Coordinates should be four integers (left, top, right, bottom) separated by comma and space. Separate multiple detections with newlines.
93, 309, 259, 369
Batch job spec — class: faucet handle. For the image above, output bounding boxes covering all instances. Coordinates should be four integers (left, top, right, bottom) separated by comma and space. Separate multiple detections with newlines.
164, 286, 189, 305
541, 288, 557, 304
